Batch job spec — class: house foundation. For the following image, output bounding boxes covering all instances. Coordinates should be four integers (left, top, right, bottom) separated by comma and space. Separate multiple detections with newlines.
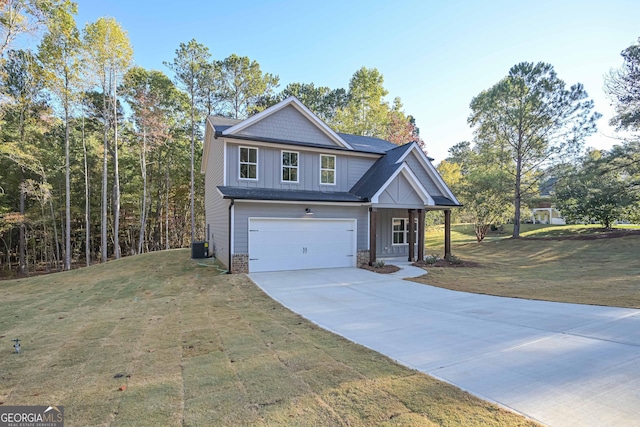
357, 250, 370, 266
231, 253, 249, 274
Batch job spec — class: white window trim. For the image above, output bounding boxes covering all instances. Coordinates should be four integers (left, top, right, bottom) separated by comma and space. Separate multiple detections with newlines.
391, 217, 418, 246
239, 146, 258, 181
281, 150, 299, 183
320, 154, 336, 186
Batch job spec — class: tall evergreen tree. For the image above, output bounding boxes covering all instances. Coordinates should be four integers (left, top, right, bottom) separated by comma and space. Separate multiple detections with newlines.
164, 39, 210, 242
469, 62, 600, 238
605, 37, 640, 132
334, 67, 390, 137
216, 53, 279, 119
122, 66, 183, 254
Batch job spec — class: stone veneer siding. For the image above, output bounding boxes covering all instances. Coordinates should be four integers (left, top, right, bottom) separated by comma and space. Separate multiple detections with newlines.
357, 250, 371, 266
231, 254, 249, 274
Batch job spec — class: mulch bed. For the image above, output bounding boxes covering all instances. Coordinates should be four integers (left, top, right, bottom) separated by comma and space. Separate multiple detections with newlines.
412, 259, 480, 268
359, 263, 401, 274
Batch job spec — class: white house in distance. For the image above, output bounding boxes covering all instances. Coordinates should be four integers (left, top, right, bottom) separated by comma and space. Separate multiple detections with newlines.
531, 178, 566, 225
201, 97, 460, 273
531, 206, 566, 225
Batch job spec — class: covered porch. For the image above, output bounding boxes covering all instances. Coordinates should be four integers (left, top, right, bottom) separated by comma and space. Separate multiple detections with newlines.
368, 207, 452, 265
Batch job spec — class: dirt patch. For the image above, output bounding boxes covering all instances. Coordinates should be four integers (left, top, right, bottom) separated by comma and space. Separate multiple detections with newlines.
412, 259, 480, 268
359, 263, 401, 274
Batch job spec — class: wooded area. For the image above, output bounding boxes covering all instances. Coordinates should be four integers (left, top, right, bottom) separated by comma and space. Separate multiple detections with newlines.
2, 1, 639, 275
0, 1, 423, 276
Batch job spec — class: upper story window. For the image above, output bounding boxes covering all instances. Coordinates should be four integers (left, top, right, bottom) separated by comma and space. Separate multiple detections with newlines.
239, 146, 258, 180
282, 151, 299, 182
320, 154, 336, 185
392, 218, 418, 245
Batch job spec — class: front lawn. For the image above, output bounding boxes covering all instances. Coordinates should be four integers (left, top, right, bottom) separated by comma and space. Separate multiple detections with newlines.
1, 249, 538, 426
416, 224, 640, 308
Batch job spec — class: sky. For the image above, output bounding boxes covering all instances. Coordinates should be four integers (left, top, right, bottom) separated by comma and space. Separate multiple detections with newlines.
36, 0, 640, 162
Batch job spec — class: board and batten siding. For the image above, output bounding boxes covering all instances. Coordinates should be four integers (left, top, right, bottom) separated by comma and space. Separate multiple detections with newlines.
232, 202, 369, 254
376, 173, 426, 208
375, 208, 414, 258
204, 130, 230, 267
226, 142, 378, 193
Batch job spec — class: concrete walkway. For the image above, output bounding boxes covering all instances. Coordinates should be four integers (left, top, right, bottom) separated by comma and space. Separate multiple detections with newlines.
249, 265, 640, 427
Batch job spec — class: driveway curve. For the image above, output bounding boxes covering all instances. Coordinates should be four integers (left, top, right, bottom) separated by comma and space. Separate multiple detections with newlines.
249, 266, 640, 427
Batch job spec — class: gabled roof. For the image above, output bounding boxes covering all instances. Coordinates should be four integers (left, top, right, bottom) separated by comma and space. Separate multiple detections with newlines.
222, 96, 353, 150
395, 142, 461, 206
349, 142, 461, 207
202, 98, 460, 208
372, 163, 434, 205
350, 144, 413, 199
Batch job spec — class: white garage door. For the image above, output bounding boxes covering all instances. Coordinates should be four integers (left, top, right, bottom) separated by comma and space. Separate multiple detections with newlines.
248, 218, 357, 273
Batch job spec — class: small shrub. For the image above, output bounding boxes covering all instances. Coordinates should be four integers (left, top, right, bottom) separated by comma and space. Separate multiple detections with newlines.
424, 254, 439, 265
446, 254, 463, 265
374, 260, 386, 268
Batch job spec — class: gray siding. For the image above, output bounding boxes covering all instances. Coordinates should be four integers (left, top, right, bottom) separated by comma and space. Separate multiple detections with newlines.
375, 208, 414, 258
238, 105, 340, 146
226, 142, 377, 192
204, 127, 230, 268
347, 156, 377, 188
376, 173, 425, 208
233, 202, 369, 253
405, 151, 444, 198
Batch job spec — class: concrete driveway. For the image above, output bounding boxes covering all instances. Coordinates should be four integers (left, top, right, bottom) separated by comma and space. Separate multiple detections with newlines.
249, 265, 640, 427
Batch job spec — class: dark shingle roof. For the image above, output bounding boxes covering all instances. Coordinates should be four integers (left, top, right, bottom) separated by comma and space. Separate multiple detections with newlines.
208, 114, 397, 155
349, 144, 413, 198
338, 133, 397, 154
432, 196, 460, 206
218, 186, 366, 203
209, 116, 242, 127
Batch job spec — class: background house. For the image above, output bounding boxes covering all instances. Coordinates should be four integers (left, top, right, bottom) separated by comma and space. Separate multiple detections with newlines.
531, 177, 566, 225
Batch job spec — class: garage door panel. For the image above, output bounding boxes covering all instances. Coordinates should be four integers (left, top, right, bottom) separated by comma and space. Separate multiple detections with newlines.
248, 218, 356, 273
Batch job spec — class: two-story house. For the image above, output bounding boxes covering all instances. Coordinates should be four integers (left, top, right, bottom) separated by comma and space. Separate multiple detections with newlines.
201, 97, 460, 273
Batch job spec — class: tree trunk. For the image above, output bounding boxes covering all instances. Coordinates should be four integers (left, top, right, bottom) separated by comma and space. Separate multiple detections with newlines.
165, 167, 170, 250
48, 199, 61, 270
138, 127, 147, 254
18, 105, 27, 276
513, 152, 522, 238
19, 169, 26, 276
101, 90, 109, 262
190, 93, 195, 242
41, 205, 48, 271
113, 75, 121, 259
64, 95, 71, 270
82, 102, 91, 267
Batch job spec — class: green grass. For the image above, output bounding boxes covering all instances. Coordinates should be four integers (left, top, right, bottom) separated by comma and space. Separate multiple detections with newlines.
425, 223, 640, 248
1, 249, 538, 426
416, 224, 640, 308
